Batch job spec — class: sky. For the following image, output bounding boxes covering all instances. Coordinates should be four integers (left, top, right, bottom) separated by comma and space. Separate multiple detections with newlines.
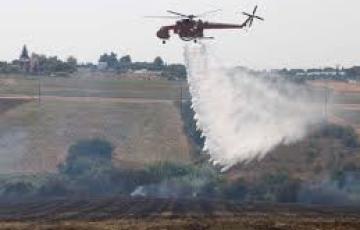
0, 0, 359, 69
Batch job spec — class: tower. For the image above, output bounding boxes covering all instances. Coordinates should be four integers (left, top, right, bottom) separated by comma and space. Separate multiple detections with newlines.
19, 45, 31, 73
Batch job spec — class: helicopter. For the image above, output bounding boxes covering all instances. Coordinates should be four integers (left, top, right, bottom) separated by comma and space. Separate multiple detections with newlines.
147, 6, 264, 44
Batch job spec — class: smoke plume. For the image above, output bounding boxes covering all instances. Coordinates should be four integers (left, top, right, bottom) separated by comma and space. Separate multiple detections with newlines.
184, 44, 324, 171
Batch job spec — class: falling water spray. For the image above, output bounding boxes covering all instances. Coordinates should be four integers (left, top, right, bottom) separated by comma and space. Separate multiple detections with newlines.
184, 44, 324, 171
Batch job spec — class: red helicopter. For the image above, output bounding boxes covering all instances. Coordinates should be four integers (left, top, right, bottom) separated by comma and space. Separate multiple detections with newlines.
147, 6, 264, 44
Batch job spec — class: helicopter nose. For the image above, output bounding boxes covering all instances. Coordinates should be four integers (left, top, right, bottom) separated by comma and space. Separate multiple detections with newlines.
157, 28, 170, 39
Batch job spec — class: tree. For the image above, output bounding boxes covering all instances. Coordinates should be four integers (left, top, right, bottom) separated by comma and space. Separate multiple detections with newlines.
19, 45, 31, 72
145, 162, 192, 182
346, 66, 360, 79
27, 54, 77, 74
223, 179, 248, 200
99, 53, 109, 63
153, 56, 164, 67
119, 55, 132, 64
59, 138, 114, 178
20, 45, 30, 60
66, 56, 78, 73
67, 56, 77, 66
99, 52, 119, 69
108, 52, 118, 68
319, 124, 359, 148
162, 64, 187, 80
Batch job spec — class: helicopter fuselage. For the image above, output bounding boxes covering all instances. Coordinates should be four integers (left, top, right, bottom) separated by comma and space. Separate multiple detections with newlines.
154, 6, 263, 43
157, 19, 205, 42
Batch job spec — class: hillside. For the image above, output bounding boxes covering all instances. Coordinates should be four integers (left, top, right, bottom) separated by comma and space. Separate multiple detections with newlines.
0, 76, 360, 205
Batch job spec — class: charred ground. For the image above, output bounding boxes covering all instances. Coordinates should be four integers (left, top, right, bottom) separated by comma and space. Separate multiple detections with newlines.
0, 197, 359, 230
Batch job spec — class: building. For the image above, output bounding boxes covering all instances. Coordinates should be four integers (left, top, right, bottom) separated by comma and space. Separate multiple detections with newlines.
97, 62, 108, 71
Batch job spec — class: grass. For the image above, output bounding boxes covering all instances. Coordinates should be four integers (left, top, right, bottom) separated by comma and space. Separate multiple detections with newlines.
1, 76, 360, 183
311, 81, 360, 135
333, 93, 360, 105
334, 110, 360, 126
0, 78, 38, 95
1, 100, 192, 173
0, 77, 192, 174
0, 76, 190, 99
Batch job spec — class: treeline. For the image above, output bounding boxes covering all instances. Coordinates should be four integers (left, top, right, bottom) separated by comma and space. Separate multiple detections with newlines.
0, 139, 219, 199
0, 51, 187, 80
33, 55, 78, 75
266, 66, 360, 82
98, 52, 187, 80
232, 66, 360, 84
0, 62, 21, 74
0, 55, 77, 76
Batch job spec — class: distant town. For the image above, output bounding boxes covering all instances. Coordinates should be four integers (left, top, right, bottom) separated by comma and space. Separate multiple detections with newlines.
1, 45, 359, 83
0, 45, 187, 80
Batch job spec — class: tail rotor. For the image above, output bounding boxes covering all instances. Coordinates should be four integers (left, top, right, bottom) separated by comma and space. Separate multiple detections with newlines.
242, 5, 264, 28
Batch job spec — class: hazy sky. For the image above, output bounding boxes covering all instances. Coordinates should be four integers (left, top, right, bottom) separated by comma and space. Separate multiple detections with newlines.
0, 0, 359, 69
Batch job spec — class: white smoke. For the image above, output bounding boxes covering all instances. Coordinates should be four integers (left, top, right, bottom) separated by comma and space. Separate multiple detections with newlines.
185, 44, 324, 171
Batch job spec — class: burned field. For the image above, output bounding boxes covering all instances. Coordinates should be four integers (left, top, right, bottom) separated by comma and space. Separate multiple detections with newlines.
0, 197, 359, 230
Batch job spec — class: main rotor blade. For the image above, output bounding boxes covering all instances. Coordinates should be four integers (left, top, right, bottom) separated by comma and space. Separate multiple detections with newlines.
253, 5, 258, 14
242, 12, 252, 17
145, 16, 182, 19
254, 15, 264, 21
197, 9, 222, 17
167, 10, 188, 17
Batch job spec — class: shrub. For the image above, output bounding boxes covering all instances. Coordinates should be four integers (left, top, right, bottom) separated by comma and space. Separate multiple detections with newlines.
110, 169, 152, 194
276, 179, 301, 203
319, 124, 359, 148
145, 162, 193, 183
2, 182, 34, 198
181, 101, 205, 150
38, 177, 69, 197
59, 138, 114, 178
249, 172, 301, 203
223, 179, 248, 201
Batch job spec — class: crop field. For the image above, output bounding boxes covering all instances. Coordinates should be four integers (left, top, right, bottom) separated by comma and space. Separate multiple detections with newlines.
0, 76, 192, 173
309, 80, 360, 136
331, 105, 360, 136
0, 76, 189, 99
1, 77, 360, 173
0, 197, 359, 230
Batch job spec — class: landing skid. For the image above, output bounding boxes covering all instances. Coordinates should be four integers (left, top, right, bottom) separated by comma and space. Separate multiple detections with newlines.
194, 37, 214, 43
162, 37, 214, 44
200, 37, 215, 40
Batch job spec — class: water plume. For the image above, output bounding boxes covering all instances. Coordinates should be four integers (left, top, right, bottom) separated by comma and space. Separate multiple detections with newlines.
184, 44, 324, 171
